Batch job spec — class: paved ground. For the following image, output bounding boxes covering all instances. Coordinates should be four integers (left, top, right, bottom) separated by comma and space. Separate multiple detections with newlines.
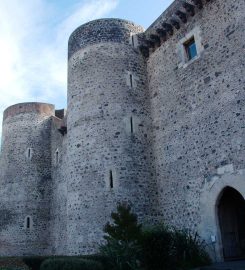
197, 260, 245, 270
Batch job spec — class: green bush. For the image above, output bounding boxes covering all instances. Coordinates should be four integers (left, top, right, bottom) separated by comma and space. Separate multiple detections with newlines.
79, 255, 111, 270
22, 257, 47, 270
139, 226, 211, 270
40, 258, 103, 270
0, 267, 27, 270
100, 203, 211, 270
0, 268, 24, 270
172, 230, 211, 269
104, 203, 142, 243
140, 225, 174, 270
100, 203, 142, 270
100, 239, 142, 270
22, 255, 109, 270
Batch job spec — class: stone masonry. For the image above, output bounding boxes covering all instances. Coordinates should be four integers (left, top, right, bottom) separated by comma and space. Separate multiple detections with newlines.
0, 0, 244, 262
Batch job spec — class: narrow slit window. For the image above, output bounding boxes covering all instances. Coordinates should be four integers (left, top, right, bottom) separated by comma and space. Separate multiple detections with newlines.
131, 35, 135, 47
184, 36, 197, 61
55, 149, 59, 164
109, 170, 113, 189
28, 148, 31, 159
26, 217, 31, 229
26, 217, 30, 229
130, 117, 134, 134
129, 74, 133, 88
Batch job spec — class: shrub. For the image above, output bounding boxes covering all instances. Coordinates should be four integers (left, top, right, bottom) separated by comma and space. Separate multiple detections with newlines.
100, 202, 142, 270
104, 203, 142, 243
80, 255, 111, 270
22, 257, 47, 270
100, 204, 211, 270
0, 268, 13, 270
140, 225, 174, 270
172, 230, 211, 269
100, 239, 142, 270
40, 258, 103, 270
140, 226, 211, 270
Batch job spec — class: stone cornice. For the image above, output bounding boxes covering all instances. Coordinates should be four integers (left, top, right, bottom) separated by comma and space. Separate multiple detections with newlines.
139, 0, 213, 58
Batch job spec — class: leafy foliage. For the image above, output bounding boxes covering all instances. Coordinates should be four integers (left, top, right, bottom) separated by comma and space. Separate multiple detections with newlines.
172, 229, 211, 269
40, 258, 103, 270
0, 257, 27, 270
22, 257, 47, 270
100, 240, 142, 270
79, 255, 111, 270
101, 203, 211, 270
140, 225, 174, 270
104, 203, 142, 243
100, 203, 142, 270
140, 226, 211, 270
0, 268, 26, 270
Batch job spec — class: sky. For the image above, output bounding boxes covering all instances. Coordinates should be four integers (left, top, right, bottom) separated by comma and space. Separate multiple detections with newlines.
0, 0, 174, 136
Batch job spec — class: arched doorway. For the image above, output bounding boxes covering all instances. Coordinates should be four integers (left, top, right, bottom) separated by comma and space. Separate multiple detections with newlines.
218, 187, 245, 260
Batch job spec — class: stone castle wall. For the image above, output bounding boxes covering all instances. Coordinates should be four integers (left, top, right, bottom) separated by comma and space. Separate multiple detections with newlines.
0, 0, 243, 260
0, 103, 54, 255
66, 18, 157, 254
49, 114, 68, 255
145, 0, 245, 259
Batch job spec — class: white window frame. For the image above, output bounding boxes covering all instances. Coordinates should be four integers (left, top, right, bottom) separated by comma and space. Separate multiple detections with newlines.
177, 27, 204, 68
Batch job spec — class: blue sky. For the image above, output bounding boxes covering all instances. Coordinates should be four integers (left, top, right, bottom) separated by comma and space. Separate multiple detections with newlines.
0, 0, 174, 133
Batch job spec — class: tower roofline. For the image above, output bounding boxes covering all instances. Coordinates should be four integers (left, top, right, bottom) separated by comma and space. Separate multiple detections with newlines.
3, 102, 55, 121
68, 18, 144, 59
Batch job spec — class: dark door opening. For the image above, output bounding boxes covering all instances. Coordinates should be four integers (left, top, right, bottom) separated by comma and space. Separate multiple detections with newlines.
218, 187, 245, 260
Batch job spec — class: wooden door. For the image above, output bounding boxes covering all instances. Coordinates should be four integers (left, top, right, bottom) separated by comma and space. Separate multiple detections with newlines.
218, 187, 245, 260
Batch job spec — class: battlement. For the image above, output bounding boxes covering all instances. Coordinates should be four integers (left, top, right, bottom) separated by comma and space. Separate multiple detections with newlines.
68, 18, 144, 59
140, 0, 212, 57
3, 102, 55, 121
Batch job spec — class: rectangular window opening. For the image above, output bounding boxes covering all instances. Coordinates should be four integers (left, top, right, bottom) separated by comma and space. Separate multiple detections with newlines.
131, 35, 135, 47
26, 217, 30, 229
184, 36, 197, 61
55, 150, 59, 164
28, 148, 31, 159
130, 117, 134, 134
129, 74, 133, 88
109, 170, 113, 189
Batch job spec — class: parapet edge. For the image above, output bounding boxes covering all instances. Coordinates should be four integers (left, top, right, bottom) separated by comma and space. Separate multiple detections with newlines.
68, 18, 144, 59
3, 102, 55, 122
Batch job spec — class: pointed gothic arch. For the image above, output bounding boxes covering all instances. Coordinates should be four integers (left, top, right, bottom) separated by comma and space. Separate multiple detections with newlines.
199, 172, 245, 262
217, 186, 245, 260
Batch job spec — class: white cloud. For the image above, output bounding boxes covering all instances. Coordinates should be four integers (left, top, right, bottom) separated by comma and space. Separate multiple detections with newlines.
0, 0, 118, 141
58, 0, 118, 39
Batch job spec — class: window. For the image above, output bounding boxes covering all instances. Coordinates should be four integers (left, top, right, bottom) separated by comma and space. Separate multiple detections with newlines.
26, 217, 30, 229
109, 170, 113, 189
130, 117, 134, 134
55, 149, 59, 165
26, 147, 33, 160
184, 36, 197, 61
131, 35, 135, 47
129, 74, 133, 88
126, 71, 137, 88
24, 216, 32, 230
106, 168, 117, 190
129, 33, 138, 48
177, 27, 204, 68
28, 148, 31, 159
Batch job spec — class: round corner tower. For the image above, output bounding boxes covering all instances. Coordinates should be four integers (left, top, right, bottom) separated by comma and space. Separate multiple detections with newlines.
0, 102, 54, 256
67, 19, 157, 254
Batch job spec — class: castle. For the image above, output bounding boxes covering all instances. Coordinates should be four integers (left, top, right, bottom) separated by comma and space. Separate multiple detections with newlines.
0, 0, 244, 262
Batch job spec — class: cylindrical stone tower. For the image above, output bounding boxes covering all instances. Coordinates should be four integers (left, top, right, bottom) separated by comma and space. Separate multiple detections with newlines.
67, 19, 156, 254
0, 102, 54, 256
